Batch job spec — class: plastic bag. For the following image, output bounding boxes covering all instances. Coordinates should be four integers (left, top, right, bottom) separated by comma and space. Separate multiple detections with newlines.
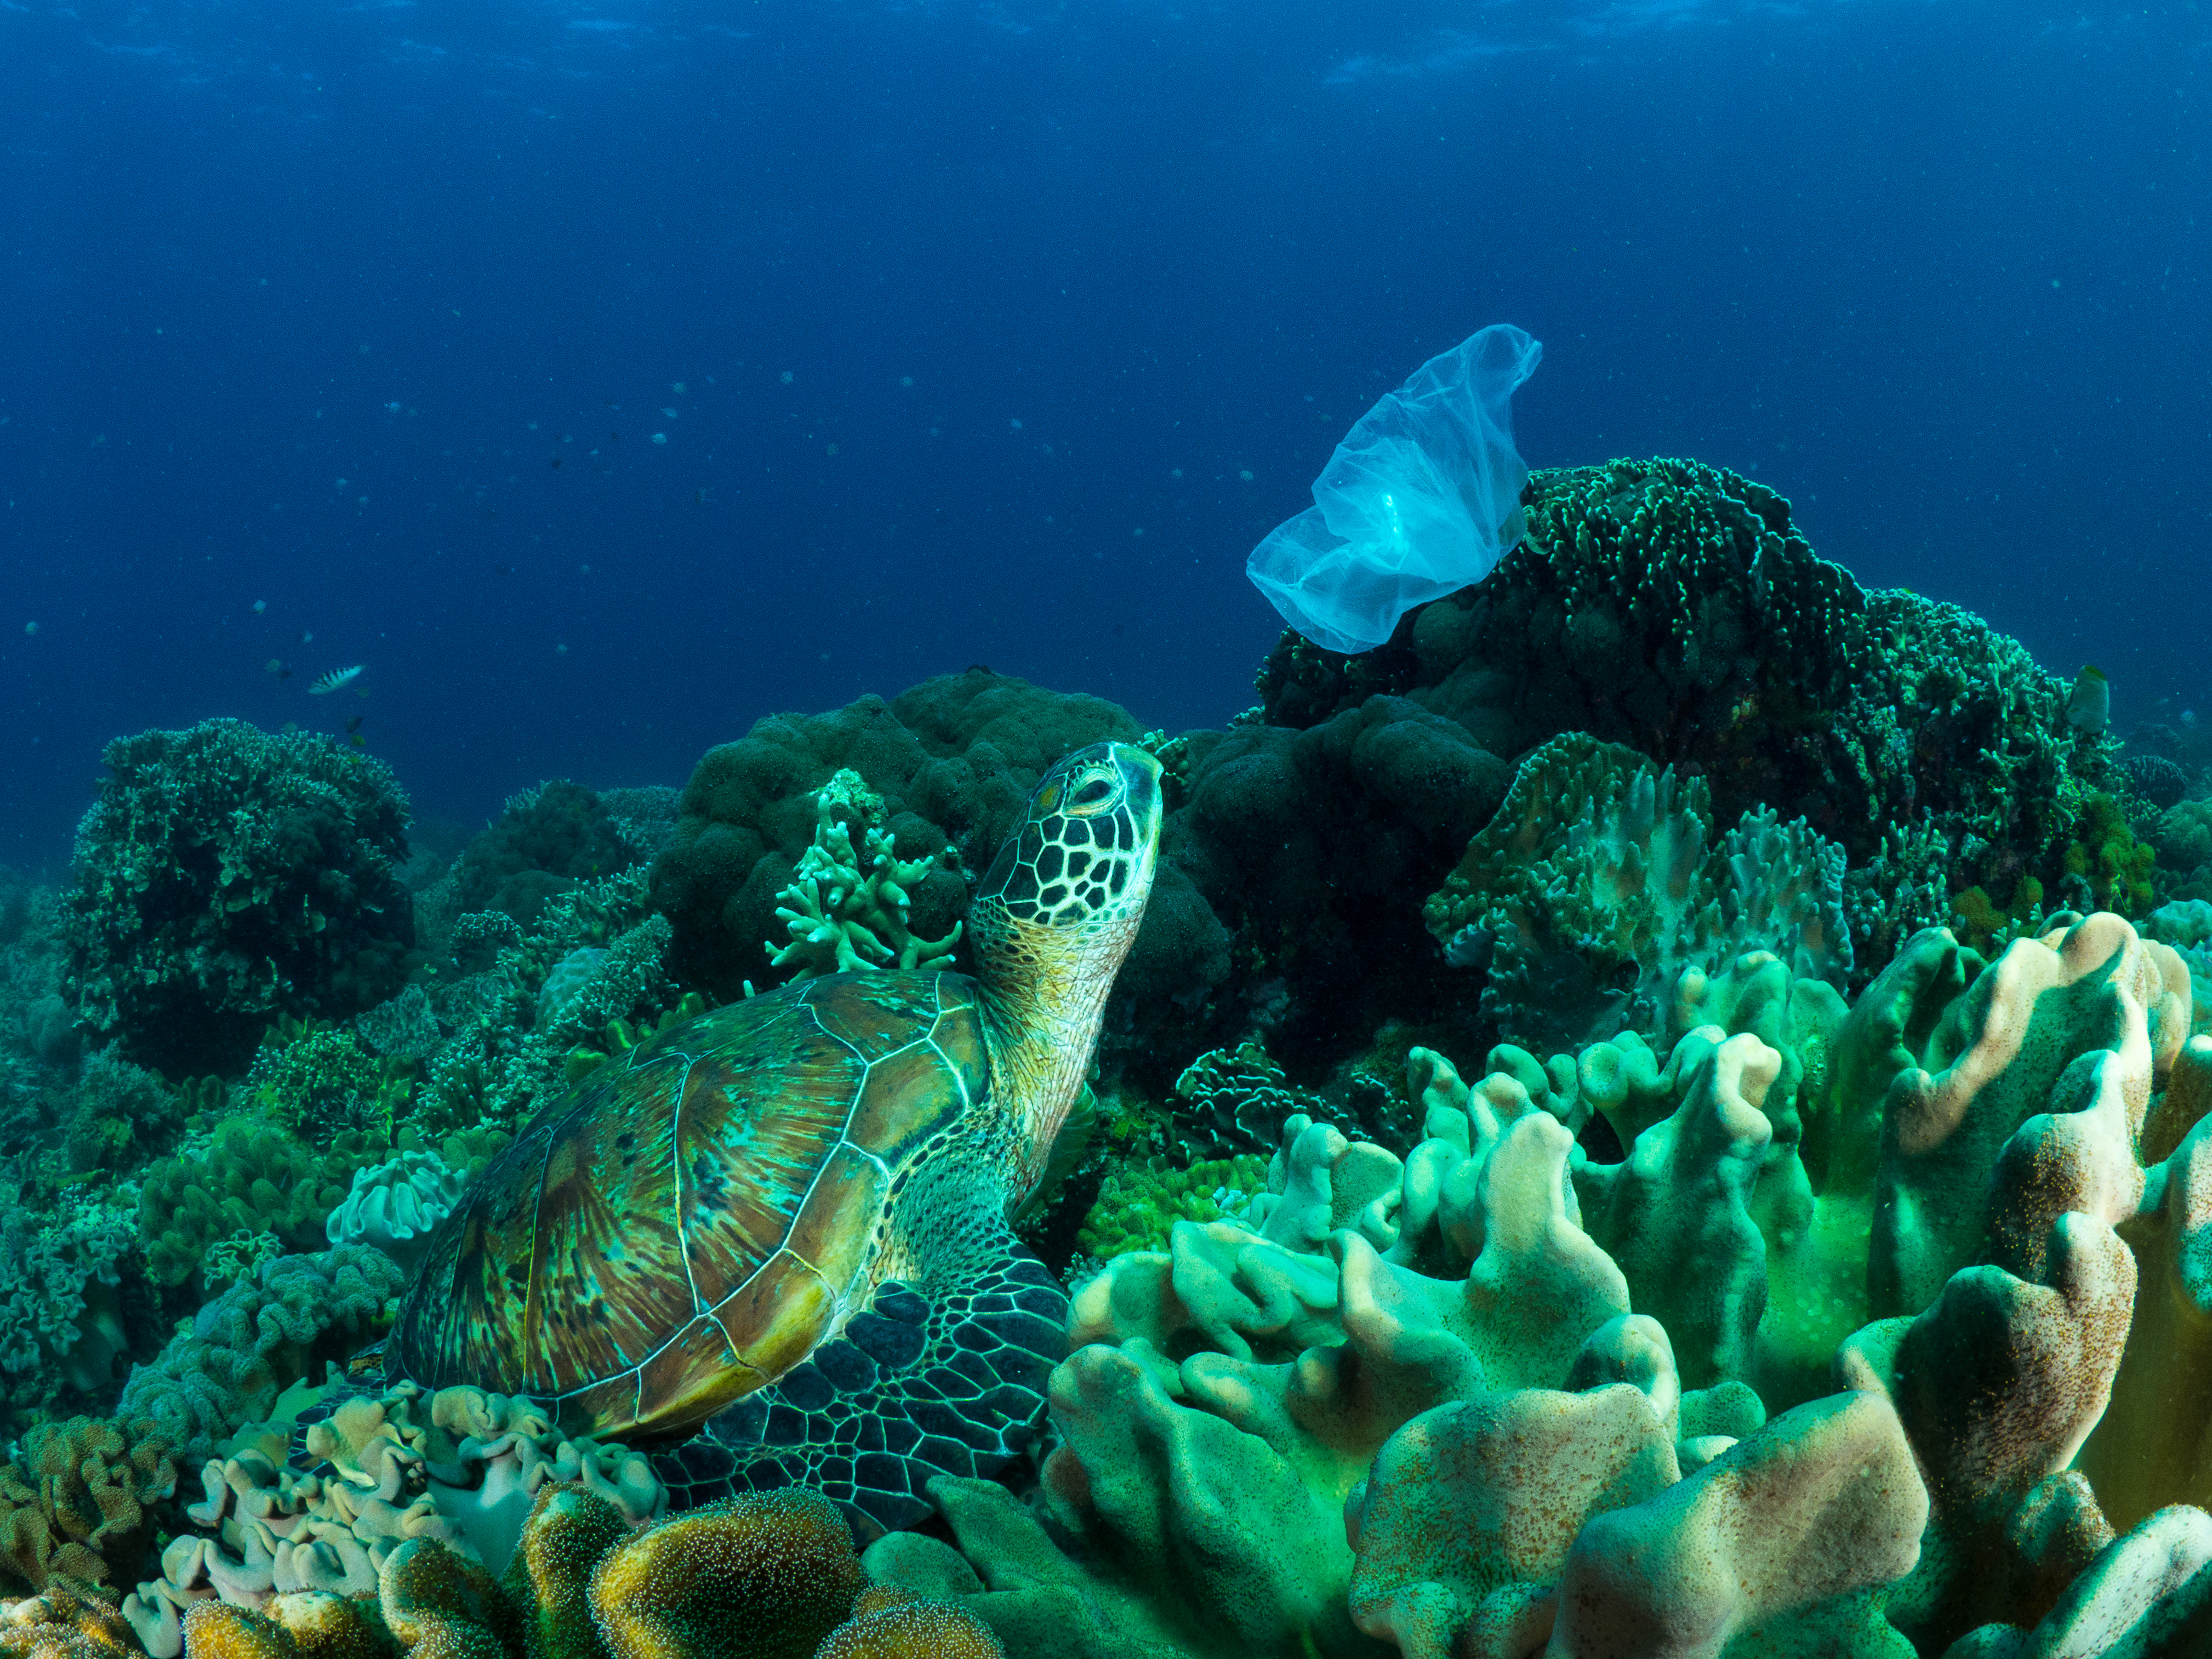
1246, 323, 1542, 654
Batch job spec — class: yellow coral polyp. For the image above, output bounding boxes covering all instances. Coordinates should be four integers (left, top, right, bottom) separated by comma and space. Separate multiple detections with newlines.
586, 1490, 864, 1659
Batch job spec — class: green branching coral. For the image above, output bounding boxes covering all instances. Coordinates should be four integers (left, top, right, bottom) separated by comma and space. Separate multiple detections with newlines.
242, 1019, 415, 1141
764, 771, 961, 981
60, 718, 415, 1076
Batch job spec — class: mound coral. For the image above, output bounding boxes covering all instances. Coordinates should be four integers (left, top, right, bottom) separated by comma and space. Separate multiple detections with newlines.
1255, 458, 2121, 982
61, 720, 415, 1077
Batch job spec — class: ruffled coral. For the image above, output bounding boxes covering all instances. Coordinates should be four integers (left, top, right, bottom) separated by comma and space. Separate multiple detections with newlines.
0, 1418, 177, 1599
115, 1246, 405, 1468
880, 911, 2208, 1659
127, 1387, 664, 1659
323, 1156, 464, 1272
1422, 732, 1850, 1052
138, 1125, 385, 1290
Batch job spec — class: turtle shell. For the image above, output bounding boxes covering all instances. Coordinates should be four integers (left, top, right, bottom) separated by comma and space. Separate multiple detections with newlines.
390, 970, 990, 1438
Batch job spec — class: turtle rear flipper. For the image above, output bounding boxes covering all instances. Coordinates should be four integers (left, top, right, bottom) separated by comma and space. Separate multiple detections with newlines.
652, 1233, 1069, 1537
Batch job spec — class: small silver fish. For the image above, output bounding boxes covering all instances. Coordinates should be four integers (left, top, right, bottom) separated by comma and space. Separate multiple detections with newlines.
308, 665, 364, 695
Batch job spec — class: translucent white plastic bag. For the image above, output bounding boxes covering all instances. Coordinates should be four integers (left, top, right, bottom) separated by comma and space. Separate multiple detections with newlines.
1247, 324, 1542, 654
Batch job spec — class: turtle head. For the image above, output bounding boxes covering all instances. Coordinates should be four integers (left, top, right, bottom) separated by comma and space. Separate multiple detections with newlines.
970, 742, 1163, 1179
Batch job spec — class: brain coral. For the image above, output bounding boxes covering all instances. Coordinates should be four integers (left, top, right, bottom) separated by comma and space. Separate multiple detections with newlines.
60, 719, 415, 1076
1255, 458, 2120, 981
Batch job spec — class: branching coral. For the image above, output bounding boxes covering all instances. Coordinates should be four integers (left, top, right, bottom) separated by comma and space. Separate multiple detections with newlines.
762, 772, 960, 982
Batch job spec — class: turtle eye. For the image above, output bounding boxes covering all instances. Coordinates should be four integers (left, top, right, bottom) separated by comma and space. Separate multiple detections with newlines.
1071, 776, 1114, 808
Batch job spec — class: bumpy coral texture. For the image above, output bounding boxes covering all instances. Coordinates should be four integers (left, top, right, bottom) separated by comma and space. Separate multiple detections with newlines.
60, 719, 415, 1076
137, 1123, 385, 1290
1257, 457, 2119, 980
115, 1245, 406, 1468
856, 913, 2210, 1659
152, 1482, 993, 1659
1422, 731, 1852, 1052
0, 1418, 176, 1600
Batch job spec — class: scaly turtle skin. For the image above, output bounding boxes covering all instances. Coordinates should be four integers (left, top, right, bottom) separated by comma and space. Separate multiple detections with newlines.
385, 741, 1162, 1534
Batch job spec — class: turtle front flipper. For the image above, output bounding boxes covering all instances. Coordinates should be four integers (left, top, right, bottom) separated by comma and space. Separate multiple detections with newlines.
648, 1222, 1069, 1539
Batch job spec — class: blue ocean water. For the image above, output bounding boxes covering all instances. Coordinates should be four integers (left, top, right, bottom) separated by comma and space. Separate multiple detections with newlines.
1, 0, 2205, 861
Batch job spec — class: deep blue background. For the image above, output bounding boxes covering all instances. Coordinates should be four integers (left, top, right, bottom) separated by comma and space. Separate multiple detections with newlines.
3, 0, 2207, 865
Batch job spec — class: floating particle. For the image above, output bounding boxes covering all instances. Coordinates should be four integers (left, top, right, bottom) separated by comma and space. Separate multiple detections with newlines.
652, 433, 668, 444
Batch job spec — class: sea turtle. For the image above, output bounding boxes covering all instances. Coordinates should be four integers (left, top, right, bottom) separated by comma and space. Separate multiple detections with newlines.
385, 740, 1162, 1535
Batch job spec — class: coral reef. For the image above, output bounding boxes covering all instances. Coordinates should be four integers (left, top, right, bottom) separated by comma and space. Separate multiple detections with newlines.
1421, 731, 1851, 1052
1255, 458, 2121, 982
0, 1418, 176, 1601
652, 669, 1142, 1004
835, 911, 2208, 1659
116, 1246, 406, 1467
60, 720, 415, 1077
441, 783, 634, 934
